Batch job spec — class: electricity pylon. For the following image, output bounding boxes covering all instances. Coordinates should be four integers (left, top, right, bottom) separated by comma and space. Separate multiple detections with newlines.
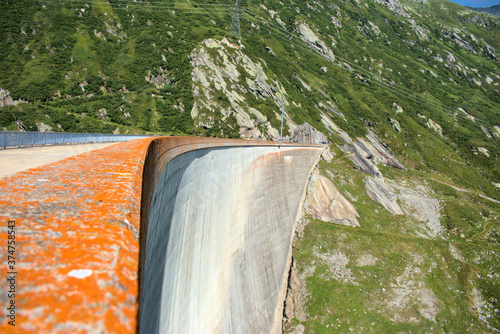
229, 0, 241, 44
279, 95, 285, 144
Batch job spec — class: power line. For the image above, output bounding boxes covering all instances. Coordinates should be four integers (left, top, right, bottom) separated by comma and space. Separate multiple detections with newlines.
37, 0, 232, 12
39, 0, 232, 6
39, 0, 230, 15
229, 0, 241, 44
241, 10, 498, 131
30, 0, 499, 131
243, 11, 499, 130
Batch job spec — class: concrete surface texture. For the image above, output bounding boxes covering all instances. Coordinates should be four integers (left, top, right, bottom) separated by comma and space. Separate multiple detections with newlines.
0, 142, 116, 178
0, 138, 151, 333
141, 145, 323, 333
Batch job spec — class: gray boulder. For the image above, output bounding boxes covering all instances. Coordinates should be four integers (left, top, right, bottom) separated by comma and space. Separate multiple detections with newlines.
291, 123, 328, 144
365, 177, 404, 215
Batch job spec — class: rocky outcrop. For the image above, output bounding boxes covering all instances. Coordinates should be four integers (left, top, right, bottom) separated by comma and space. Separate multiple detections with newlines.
36, 122, 53, 132
321, 147, 334, 162
291, 123, 328, 144
320, 116, 406, 176
339, 130, 406, 176
304, 170, 360, 227
389, 118, 402, 132
371, 0, 410, 18
145, 67, 173, 87
296, 23, 336, 62
0, 89, 13, 107
426, 118, 444, 137
474, 147, 490, 157
0, 89, 26, 108
442, 28, 476, 54
345, 147, 383, 177
358, 131, 407, 170
189, 38, 296, 140
97, 108, 107, 120
393, 102, 404, 113
365, 177, 404, 215
15, 119, 27, 131
493, 126, 500, 138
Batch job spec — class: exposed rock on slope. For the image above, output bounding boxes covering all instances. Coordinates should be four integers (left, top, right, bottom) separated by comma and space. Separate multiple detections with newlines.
304, 170, 360, 226
296, 22, 336, 62
390, 181, 443, 238
320, 114, 406, 176
0, 89, 13, 107
341, 131, 407, 177
365, 177, 404, 215
291, 123, 328, 144
0, 89, 25, 108
321, 147, 334, 162
145, 67, 173, 88
372, 0, 411, 18
357, 131, 407, 170
189, 38, 295, 140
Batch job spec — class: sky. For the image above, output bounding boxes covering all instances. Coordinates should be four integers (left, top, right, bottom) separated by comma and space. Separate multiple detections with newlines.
447, 0, 500, 7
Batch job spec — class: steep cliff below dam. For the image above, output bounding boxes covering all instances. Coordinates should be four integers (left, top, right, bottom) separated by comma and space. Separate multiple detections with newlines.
140, 141, 323, 333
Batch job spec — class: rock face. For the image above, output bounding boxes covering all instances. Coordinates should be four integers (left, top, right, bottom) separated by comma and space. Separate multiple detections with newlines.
372, 0, 410, 18
304, 170, 360, 227
358, 131, 407, 170
296, 23, 336, 62
145, 67, 173, 87
365, 177, 404, 215
189, 38, 297, 140
291, 123, 328, 144
427, 118, 444, 137
493, 126, 500, 138
393, 102, 404, 113
0, 89, 13, 107
36, 122, 53, 132
320, 114, 406, 177
321, 147, 334, 162
389, 118, 402, 132
0, 89, 25, 108
338, 130, 406, 177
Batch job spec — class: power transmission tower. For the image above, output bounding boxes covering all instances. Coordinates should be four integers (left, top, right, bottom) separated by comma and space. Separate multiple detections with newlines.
229, 0, 241, 44
279, 95, 285, 144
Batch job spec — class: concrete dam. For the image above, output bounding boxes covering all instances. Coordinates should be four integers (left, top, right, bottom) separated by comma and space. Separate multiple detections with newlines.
0, 137, 324, 333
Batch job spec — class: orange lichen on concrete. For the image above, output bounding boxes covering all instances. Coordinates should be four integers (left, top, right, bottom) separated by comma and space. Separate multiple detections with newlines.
0, 137, 153, 333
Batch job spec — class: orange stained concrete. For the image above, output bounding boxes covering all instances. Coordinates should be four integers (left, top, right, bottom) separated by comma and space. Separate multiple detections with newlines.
0, 136, 324, 333
0, 138, 152, 333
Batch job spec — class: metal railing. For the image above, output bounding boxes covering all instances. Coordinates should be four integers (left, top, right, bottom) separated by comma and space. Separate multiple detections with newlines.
1, 131, 149, 149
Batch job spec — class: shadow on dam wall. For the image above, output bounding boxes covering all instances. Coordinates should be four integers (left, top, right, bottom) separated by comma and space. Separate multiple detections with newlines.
138, 137, 324, 333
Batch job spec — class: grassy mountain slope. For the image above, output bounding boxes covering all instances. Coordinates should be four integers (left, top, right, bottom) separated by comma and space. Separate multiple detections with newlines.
1, 0, 498, 190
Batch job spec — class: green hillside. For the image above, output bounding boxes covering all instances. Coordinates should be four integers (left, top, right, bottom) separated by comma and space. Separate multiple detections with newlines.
1, 0, 499, 331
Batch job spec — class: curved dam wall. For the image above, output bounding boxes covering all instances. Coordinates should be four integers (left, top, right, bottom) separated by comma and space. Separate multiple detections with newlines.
140, 144, 322, 333
0, 136, 323, 333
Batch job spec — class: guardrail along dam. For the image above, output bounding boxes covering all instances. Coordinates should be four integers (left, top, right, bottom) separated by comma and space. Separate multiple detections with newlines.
0, 136, 325, 333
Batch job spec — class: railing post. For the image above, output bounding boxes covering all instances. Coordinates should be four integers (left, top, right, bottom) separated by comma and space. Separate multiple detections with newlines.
18, 133, 21, 148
